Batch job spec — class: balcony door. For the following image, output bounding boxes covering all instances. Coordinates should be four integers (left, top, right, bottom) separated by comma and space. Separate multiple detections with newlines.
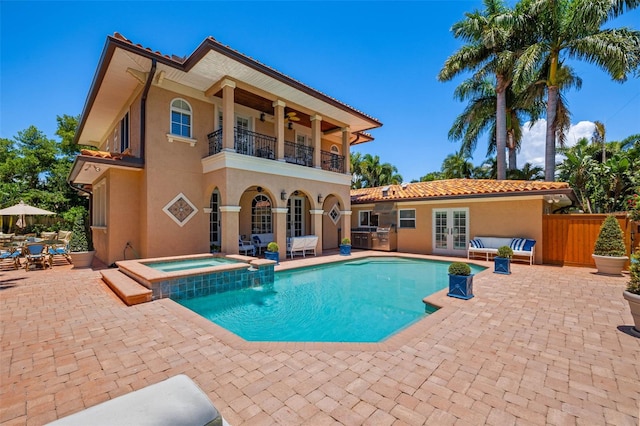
235, 115, 252, 155
432, 208, 469, 256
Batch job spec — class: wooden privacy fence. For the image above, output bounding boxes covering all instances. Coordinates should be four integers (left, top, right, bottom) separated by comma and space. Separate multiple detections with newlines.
542, 214, 637, 267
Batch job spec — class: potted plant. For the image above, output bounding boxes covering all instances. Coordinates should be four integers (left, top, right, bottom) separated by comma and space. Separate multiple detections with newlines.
447, 261, 474, 300
210, 244, 221, 253
592, 215, 628, 275
68, 214, 95, 268
340, 237, 351, 256
623, 250, 640, 336
494, 245, 513, 275
264, 242, 279, 264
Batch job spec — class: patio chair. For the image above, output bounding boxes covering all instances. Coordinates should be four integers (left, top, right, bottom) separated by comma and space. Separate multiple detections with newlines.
0, 248, 21, 270
24, 243, 51, 271
48, 231, 72, 264
239, 238, 256, 256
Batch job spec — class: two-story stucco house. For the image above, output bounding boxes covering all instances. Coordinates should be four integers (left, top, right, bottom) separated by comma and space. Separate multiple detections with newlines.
69, 33, 381, 266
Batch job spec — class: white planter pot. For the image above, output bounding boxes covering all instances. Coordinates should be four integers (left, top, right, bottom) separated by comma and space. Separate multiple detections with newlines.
592, 254, 628, 276
70, 251, 96, 269
623, 290, 640, 334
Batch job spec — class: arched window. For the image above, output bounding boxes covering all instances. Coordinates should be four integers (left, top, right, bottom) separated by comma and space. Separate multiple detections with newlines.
170, 98, 192, 137
252, 194, 272, 234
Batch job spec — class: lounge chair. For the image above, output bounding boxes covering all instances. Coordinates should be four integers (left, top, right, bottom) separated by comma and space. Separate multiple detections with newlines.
239, 238, 256, 256
0, 249, 21, 270
24, 243, 51, 271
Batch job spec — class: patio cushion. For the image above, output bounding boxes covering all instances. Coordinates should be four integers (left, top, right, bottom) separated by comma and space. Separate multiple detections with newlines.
46, 374, 226, 426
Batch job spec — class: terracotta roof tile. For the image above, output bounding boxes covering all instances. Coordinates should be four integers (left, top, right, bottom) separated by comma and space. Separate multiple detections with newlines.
80, 149, 131, 160
351, 179, 572, 203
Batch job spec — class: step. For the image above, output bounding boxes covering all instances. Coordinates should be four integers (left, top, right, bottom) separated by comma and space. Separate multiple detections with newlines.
101, 269, 152, 306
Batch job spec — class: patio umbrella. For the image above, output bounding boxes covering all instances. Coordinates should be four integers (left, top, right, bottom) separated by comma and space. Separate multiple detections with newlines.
0, 201, 56, 229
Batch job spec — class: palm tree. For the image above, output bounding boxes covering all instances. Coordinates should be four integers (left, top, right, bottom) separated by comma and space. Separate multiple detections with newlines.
441, 150, 475, 179
448, 76, 544, 171
356, 153, 403, 188
438, 0, 519, 180
514, 0, 640, 181
592, 120, 607, 162
508, 162, 544, 180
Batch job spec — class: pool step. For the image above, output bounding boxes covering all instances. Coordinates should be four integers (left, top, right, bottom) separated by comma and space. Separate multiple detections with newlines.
101, 269, 152, 306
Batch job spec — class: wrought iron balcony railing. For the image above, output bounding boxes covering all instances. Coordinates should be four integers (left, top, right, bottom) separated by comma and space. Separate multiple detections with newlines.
284, 141, 314, 167
207, 128, 277, 159
206, 129, 345, 173
321, 150, 345, 173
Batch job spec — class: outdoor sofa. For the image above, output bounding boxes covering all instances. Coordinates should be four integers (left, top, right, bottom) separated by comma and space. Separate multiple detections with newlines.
468, 236, 536, 265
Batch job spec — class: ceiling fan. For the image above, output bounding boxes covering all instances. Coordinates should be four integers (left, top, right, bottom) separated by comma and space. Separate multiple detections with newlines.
285, 112, 300, 122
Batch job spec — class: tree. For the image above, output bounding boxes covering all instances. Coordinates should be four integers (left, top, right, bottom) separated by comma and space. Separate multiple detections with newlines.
448, 76, 544, 171
508, 162, 544, 180
350, 153, 403, 188
514, 0, 640, 181
441, 150, 475, 179
592, 120, 607, 162
439, 0, 521, 180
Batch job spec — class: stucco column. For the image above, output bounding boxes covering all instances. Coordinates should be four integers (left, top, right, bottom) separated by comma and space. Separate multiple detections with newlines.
272, 207, 288, 259
222, 79, 236, 151
311, 114, 322, 169
220, 206, 241, 254
342, 127, 351, 174
273, 100, 286, 161
310, 209, 324, 255
341, 210, 352, 243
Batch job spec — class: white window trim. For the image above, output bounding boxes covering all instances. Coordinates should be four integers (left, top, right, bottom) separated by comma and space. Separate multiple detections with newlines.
166, 133, 197, 147
358, 210, 372, 227
328, 204, 341, 225
170, 98, 193, 138
398, 209, 416, 229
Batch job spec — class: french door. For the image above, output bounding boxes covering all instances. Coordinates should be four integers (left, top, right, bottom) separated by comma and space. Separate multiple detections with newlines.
433, 208, 469, 256
287, 196, 305, 237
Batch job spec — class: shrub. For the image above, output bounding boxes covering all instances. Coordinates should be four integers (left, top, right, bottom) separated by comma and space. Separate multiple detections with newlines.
341, 238, 351, 245
593, 216, 626, 257
497, 246, 513, 258
448, 262, 471, 276
628, 251, 640, 295
69, 215, 89, 252
266, 242, 279, 252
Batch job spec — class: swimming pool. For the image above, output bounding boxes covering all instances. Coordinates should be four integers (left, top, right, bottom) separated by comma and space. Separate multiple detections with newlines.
177, 257, 485, 343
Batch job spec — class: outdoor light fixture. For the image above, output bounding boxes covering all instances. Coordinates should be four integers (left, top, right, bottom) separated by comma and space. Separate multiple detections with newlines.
317, 194, 323, 203
260, 112, 265, 122
288, 121, 293, 130
257, 186, 263, 193
281, 190, 287, 200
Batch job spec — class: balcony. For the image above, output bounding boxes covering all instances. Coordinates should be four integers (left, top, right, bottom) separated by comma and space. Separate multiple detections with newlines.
206, 128, 345, 173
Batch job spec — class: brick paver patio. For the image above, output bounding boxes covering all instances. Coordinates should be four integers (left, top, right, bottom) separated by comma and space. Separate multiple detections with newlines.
1, 253, 639, 425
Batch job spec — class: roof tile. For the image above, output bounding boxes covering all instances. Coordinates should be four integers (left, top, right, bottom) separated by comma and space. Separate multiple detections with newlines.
351, 179, 571, 203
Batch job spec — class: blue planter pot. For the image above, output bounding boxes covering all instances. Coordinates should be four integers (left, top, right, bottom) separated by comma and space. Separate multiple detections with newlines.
447, 274, 474, 299
339, 244, 351, 256
494, 257, 511, 274
264, 251, 279, 265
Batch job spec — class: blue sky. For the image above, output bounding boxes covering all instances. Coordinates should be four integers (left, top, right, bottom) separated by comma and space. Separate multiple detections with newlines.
1, 1, 639, 182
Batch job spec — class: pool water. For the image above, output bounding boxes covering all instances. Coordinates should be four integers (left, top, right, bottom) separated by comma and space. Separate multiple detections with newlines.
145, 256, 240, 272
177, 257, 485, 343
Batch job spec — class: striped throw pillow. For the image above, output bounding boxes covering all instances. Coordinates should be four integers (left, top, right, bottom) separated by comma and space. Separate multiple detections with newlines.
510, 238, 526, 251
469, 239, 484, 249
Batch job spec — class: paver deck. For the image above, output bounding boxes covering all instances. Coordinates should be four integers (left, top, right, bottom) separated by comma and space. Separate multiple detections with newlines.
1, 252, 639, 425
